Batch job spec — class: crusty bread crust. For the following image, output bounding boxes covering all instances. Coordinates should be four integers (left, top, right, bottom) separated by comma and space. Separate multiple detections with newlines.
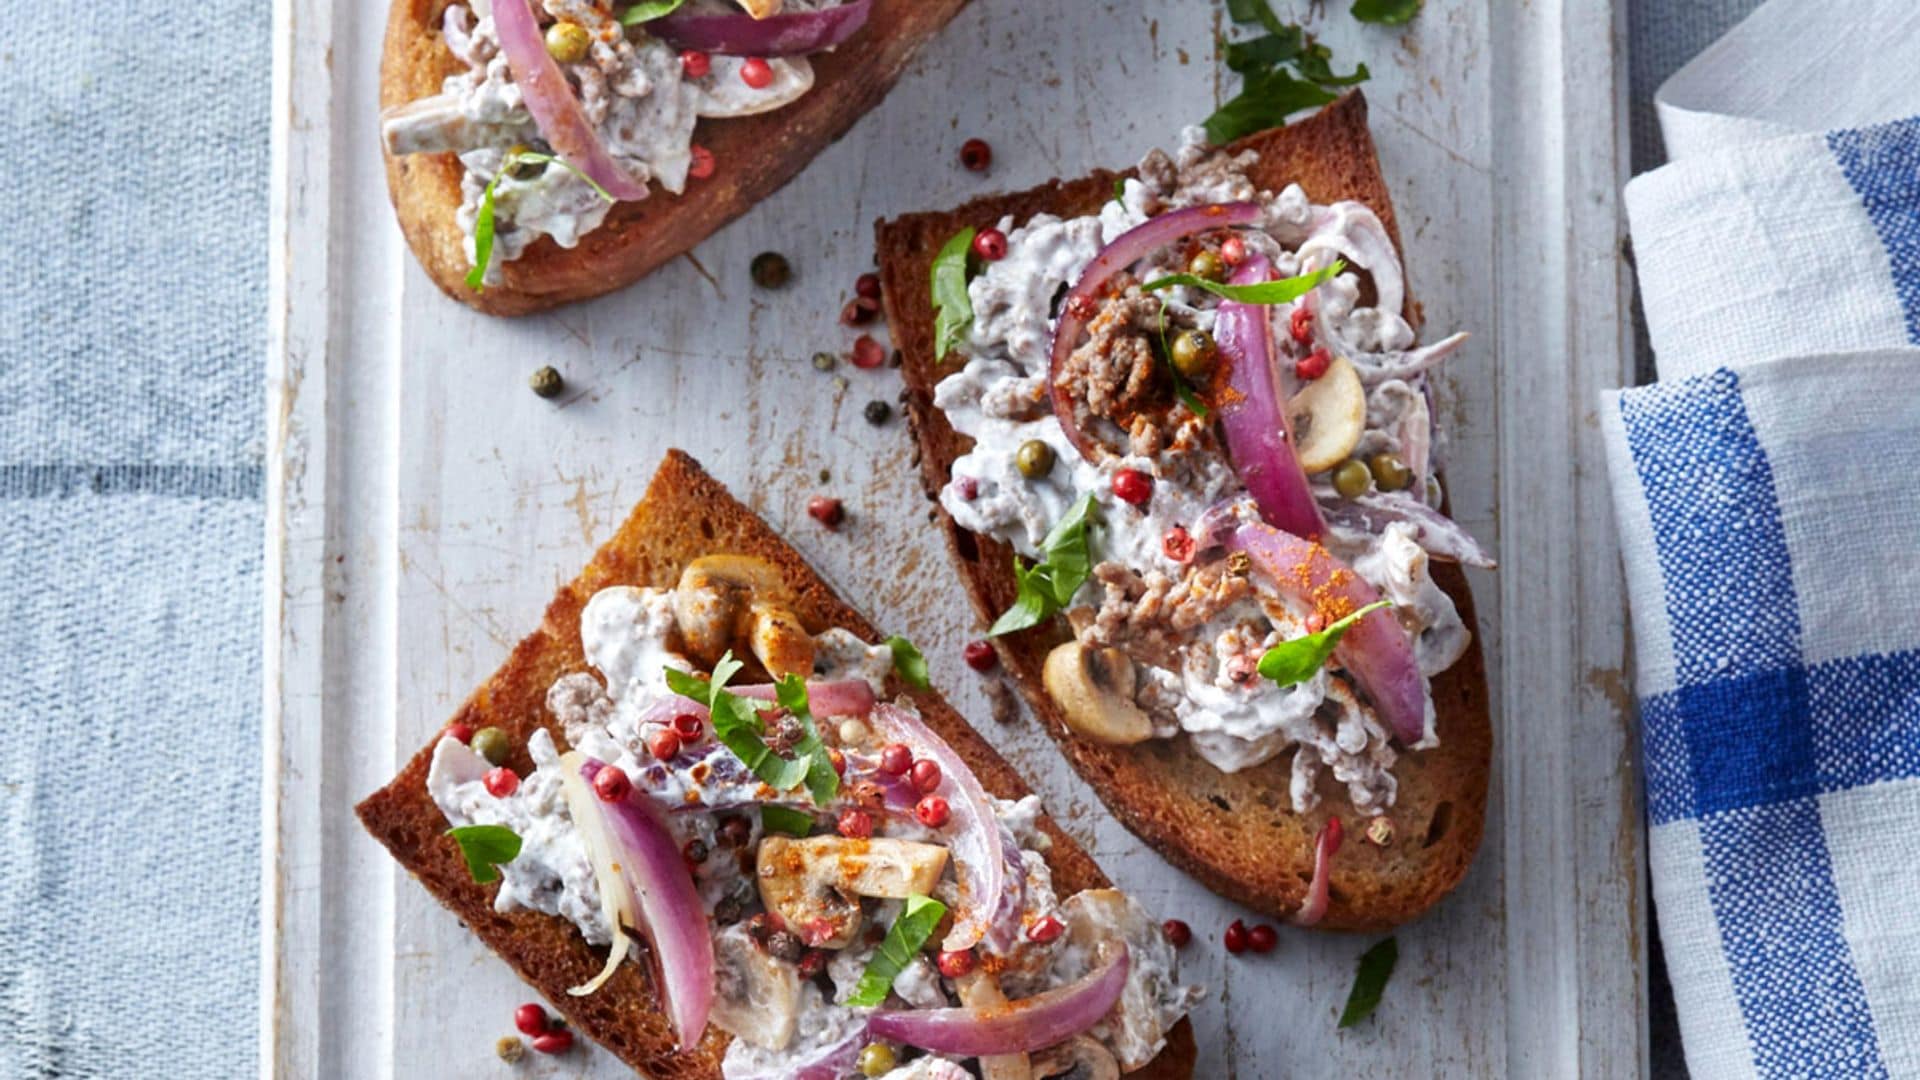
874, 93, 1490, 932
381, 0, 970, 316
355, 451, 1196, 1078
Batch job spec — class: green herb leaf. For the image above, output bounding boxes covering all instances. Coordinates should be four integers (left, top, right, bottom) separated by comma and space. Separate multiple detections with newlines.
1204, 67, 1342, 144
1153, 301, 1210, 419
1258, 600, 1393, 687
1351, 0, 1422, 25
989, 494, 1101, 637
774, 673, 841, 805
466, 150, 617, 291
886, 635, 930, 690
1113, 176, 1128, 206
665, 655, 811, 799
1144, 259, 1344, 306
1338, 937, 1399, 1027
1225, 0, 1286, 33
447, 824, 523, 884
1294, 44, 1371, 88
931, 227, 977, 362
847, 894, 949, 1006
1224, 27, 1305, 73
619, 0, 688, 24
761, 805, 816, 837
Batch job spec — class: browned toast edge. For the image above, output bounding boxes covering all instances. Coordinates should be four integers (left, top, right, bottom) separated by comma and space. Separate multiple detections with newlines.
380, 0, 971, 316
874, 92, 1491, 932
354, 450, 1197, 1078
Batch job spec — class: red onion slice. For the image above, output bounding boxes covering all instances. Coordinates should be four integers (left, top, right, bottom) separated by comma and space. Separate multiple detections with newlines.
1216, 254, 1328, 539
731, 678, 877, 717
1047, 203, 1263, 461
1226, 522, 1428, 744
563, 755, 715, 1050
494, 0, 649, 201
1324, 493, 1497, 569
870, 703, 1007, 952
652, 0, 873, 56
1288, 817, 1343, 927
868, 944, 1130, 1056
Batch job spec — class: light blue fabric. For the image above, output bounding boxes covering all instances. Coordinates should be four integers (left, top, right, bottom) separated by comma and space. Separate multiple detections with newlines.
0, 2, 267, 1077
1610, 73, 1920, 1080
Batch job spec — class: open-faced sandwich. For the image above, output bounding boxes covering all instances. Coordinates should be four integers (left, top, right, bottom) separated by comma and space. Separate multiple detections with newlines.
357, 451, 1199, 1078
380, 0, 967, 315
878, 93, 1492, 931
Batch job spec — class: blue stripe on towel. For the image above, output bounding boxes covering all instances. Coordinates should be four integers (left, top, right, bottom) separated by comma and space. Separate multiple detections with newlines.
1618, 369, 1800, 686
1809, 649, 1920, 791
1702, 799, 1886, 1079
1829, 117, 1920, 345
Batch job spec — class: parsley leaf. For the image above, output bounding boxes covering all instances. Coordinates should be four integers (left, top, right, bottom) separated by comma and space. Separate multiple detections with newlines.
447, 824, 522, 884
931, 227, 977, 361
619, 0, 688, 24
1258, 600, 1393, 687
1113, 176, 1128, 206
1338, 937, 1399, 1027
1144, 259, 1344, 306
1224, 26, 1305, 73
775, 674, 841, 805
886, 635, 930, 690
1225, 0, 1286, 33
989, 493, 1101, 637
761, 805, 815, 837
1351, 0, 1422, 25
467, 150, 617, 291
1204, 68, 1341, 145
847, 894, 949, 1007
665, 654, 835, 804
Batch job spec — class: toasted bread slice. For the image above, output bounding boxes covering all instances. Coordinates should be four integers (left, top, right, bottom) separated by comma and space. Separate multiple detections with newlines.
874, 92, 1490, 932
356, 451, 1197, 1078
381, 0, 969, 316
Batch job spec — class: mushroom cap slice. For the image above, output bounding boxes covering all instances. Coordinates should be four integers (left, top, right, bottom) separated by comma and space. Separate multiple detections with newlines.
1288, 354, 1367, 475
1043, 643, 1152, 746
757, 836, 950, 948
709, 924, 802, 1051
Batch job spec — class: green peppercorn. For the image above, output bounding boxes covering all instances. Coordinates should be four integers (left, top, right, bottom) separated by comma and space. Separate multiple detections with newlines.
1015, 439, 1055, 479
1169, 328, 1216, 380
750, 251, 792, 289
1427, 476, 1443, 505
544, 21, 592, 64
863, 400, 892, 426
529, 365, 564, 398
1188, 250, 1227, 282
812, 351, 837, 372
857, 1044, 898, 1077
502, 143, 540, 179
1332, 459, 1372, 500
471, 726, 510, 766
496, 1036, 526, 1063
1368, 452, 1413, 492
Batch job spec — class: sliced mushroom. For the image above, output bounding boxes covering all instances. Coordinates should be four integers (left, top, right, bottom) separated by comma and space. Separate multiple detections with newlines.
1032, 1036, 1121, 1080
1043, 643, 1152, 746
673, 555, 815, 677
757, 836, 949, 948
709, 924, 802, 1051
1288, 354, 1367, 475
953, 971, 1034, 1080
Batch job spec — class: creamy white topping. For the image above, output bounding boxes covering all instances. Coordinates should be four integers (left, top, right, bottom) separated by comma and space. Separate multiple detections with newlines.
426, 580, 1198, 1078
936, 128, 1475, 810
382, 0, 823, 279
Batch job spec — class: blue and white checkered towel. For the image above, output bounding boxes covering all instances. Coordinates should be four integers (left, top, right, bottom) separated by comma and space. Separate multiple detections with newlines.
1604, 1, 1920, 1076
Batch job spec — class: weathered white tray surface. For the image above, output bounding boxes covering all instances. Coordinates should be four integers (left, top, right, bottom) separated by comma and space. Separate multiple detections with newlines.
265, 1, 1642, 1075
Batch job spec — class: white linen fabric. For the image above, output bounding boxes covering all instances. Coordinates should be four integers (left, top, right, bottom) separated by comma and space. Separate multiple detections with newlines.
1606, 2, 1920, 1076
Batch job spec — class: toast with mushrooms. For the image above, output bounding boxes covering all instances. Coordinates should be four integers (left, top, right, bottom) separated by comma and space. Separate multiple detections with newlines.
381, 0, 968, 316
357, 450, 1199, 1078
876, 92, 1491, 931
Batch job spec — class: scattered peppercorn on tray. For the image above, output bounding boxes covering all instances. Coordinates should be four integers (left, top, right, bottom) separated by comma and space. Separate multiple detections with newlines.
266, 0, 1647, 1076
